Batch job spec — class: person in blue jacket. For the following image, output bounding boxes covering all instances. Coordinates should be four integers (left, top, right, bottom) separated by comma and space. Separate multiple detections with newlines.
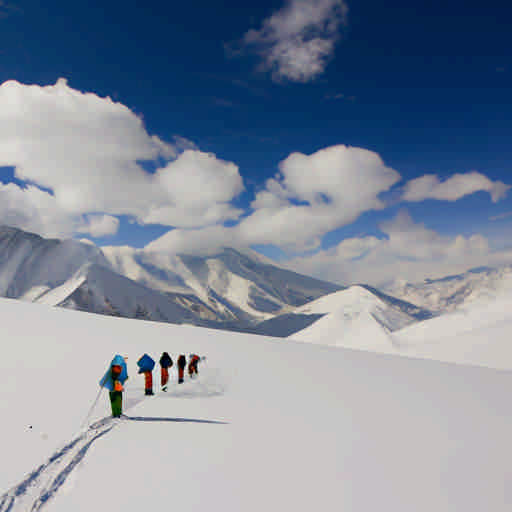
100, 355, 128, 417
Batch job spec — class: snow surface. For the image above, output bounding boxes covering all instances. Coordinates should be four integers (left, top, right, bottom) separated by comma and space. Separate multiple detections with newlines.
286, 280, 512, 371
281, 285, 424, 350
1, 298, 511, 511
390, 274, 512, 370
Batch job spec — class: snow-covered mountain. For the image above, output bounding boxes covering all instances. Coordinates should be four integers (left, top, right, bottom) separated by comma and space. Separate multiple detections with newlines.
384, 265, 512, 313
0, 226, 224, 326
102, 245, 342, 324
98, 243, 346, 323
0, 225, 342, 330
0, 225, 108, 299
46, 263, 224, 326
254, 285, 432, 350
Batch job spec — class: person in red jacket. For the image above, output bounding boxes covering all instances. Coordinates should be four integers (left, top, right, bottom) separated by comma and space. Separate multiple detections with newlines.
188, 354, 201, 377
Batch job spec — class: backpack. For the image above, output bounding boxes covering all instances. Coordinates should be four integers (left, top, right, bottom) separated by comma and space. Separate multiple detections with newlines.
160, 352, 173, 368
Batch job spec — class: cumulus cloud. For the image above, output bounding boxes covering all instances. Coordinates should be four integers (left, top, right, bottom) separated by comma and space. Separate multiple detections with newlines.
240, 0, 348, 82
146, 150, 244, 228
77, 214, 120, 237
0, 183, 122, 239
0, 182, 77, 238
0, 78, 244, 237
240, 145, 400, 250
286, 210, 511, 287
402, 172, 510, 203
146, 145, 400, 254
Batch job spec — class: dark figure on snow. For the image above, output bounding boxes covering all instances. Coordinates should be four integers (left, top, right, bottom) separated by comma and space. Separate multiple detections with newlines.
188, 354, 200, 378
159, 352, 173, 391
99, 354, 128, 418
177, 354, 187, 384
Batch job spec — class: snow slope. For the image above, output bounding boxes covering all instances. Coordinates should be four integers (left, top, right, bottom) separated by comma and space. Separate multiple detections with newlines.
260, 285, 430, 349
384, 264, 512, 313
1, 298, 511, 511
285, 282, 512, 370
390, 273, 512, 370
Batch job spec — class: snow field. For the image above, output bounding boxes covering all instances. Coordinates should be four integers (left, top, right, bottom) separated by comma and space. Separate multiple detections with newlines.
1, 297, 511, 511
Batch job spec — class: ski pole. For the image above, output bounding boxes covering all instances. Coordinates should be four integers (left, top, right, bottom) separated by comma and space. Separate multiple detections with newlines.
78, 386, 103, 432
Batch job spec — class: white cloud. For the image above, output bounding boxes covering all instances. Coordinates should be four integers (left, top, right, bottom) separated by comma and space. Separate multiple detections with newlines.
0, 182, 77, 238
286, 210, 512, 287
0, 79, 244, 237
241, 0, 348, 82
403, 172, 510, 203
145, 225, 235, 255
78, 238, 97, 246
77, 214, 120, 237
240, 145, 400, 250
146, 145, 400, 254
2, 78, 508, 275
145, 150, 244, 228
0, 183, 122, 239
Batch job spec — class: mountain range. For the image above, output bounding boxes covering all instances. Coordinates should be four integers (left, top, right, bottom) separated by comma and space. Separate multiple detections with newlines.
3, 224, 512, 343
383, 265, 512, 313
0, 226, 344, 333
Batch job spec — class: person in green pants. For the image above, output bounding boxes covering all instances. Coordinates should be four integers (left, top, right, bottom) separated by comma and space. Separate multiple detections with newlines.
100, 355, 129, 418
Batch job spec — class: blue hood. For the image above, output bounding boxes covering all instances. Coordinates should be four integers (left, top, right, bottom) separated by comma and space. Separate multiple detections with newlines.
99, 354, 129, 390
137, 353, 155, 373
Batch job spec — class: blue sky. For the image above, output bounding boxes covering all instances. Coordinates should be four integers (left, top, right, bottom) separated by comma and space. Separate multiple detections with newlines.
0, 0, 511, 285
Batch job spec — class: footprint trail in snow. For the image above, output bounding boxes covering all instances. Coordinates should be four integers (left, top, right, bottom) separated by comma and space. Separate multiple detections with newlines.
0, 416, 119, 512
0, 367, 224, 511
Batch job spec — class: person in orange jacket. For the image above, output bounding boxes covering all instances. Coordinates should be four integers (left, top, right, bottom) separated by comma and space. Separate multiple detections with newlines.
188, 354, 201, 377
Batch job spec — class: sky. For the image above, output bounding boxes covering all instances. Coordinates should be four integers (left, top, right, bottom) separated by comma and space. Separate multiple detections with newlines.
0, 0, 511, 286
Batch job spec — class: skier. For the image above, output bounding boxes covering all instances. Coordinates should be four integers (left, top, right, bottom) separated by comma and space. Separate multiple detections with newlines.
99, 354, 128, 418
159, 352, 173, 391
137, 353, 156, 395
188, 354, 201, 377
177, 354, 186, 384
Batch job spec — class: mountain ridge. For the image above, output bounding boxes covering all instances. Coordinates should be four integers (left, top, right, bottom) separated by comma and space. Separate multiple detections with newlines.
0, 225, 344, 331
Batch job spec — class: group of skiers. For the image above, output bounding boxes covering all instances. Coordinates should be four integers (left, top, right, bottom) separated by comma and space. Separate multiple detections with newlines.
100, 352, 202, 418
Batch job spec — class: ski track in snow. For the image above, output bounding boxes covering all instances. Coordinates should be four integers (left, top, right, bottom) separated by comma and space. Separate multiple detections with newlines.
0, 417, 117, 512
0, 368, 224, 512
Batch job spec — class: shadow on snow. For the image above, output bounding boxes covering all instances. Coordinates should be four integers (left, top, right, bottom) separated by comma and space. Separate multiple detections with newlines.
0, 412, 228, 512
124, 415, 228, 425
